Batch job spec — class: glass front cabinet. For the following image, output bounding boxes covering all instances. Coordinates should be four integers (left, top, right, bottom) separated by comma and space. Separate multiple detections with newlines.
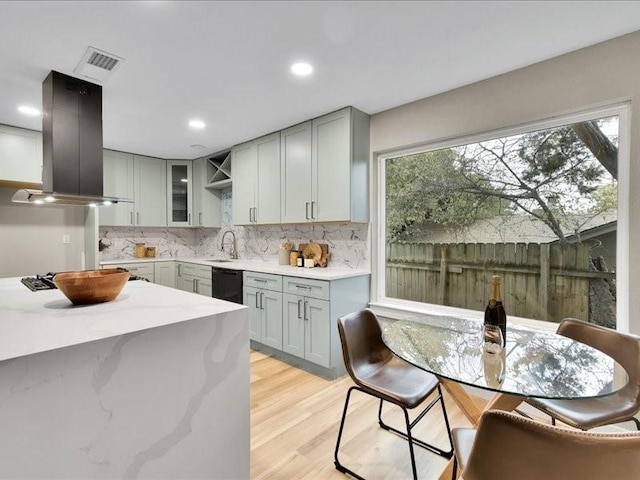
167, 160, 193, 226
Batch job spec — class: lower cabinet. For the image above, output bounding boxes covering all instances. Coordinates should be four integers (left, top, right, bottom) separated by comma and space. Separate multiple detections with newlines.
176, 262, 212, 296
244, 271, 370, 379
244, 272, 283, 349
282, 293, 330, 368
154, 262, 176, 288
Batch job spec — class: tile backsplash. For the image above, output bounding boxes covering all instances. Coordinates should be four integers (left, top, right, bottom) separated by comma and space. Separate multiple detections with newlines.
99, 223, 370, 270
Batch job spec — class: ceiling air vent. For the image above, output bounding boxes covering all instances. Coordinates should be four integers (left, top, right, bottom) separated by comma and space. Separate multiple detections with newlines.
74, 47, 124, 83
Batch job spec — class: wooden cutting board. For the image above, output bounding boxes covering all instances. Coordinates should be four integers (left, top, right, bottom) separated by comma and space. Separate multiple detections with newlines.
299, 243, 330, 267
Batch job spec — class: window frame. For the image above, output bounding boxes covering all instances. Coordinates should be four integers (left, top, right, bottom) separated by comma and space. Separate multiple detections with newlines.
373, 103, 631, 331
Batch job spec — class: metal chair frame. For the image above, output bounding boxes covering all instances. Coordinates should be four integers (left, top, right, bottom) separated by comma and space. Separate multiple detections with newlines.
334, 383, 453, 480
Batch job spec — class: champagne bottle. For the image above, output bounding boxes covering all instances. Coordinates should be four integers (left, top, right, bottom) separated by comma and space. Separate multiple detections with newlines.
484, 275, 507, 346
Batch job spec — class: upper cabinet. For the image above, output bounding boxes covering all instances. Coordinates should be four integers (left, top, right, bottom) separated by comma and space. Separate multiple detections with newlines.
232, 132, 281, 225
313, 107, 369, 223
167, 160, 192, 227
134, 155, 167, 227
193, 157, 222, 227
281, 107, 369, 223
101, 150, 135, 226
0, 124, 42, 185
280, 122, 312, 223
101, 153, 166, 227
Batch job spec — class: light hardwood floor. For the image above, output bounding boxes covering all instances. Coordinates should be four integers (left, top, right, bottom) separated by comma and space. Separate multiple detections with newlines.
250, 350, 480, 480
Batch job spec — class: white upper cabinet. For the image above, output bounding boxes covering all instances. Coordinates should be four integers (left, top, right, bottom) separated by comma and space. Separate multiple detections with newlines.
0, 125, 42, 185
134, 155, 167, 227
101, 149, 135, 226
280, 122, 312, 223
232, 132, 280, 225
281, 107, 370, 224
192, 157, 222, 227
167, 160, 192, 227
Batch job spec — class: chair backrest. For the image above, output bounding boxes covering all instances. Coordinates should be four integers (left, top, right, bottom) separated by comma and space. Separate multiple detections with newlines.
337, 309, 393, 384
463, 410, 640, 480
557, 318, 640, 401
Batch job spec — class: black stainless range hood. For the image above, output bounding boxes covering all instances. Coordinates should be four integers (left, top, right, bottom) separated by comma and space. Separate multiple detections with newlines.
12, 70, 125, 206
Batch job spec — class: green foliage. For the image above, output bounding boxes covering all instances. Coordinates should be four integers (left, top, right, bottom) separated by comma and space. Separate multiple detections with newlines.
385, 150, 506, 240
386, 120, 618, 243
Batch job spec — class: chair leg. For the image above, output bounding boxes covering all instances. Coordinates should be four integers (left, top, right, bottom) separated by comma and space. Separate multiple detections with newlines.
401, 405, 419, 480
334, 386, 366, 480
378, 385, 454, 459
452, 456, 458, 480
632, 416, 640, 431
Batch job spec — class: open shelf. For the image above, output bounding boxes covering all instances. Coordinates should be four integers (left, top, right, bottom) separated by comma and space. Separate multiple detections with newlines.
205, 149, 232, 190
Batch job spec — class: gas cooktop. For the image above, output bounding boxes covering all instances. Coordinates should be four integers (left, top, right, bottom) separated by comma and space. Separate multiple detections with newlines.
21, 273, 57, 291
21, 271, 145, 292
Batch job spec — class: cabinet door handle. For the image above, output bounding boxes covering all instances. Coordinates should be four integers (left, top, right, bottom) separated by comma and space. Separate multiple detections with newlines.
253, 207, 257, 223
199, 212, 202, 225
255, 292, 260, 309
305, 202, 310, 220
297, 299, 302, 319
304, 301, 309, 321
136, 212, 140, 225
260, 292, 264, 310
294, 284, 311, 290
311, 201, 316, 220
248, 207, 253, 223
130, 211, 134, 225
188, 213, 191, 225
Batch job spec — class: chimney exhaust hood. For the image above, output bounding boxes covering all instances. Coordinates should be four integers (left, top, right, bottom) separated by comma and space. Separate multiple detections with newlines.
12, 70, 128, 207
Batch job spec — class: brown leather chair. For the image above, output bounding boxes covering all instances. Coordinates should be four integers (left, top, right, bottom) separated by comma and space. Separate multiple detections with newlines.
334, 309, 453, 480
526, 318, 640, 431
452, 409, 640, 480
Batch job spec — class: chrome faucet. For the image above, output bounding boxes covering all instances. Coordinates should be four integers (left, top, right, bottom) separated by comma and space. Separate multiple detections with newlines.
220, 230, 238, 259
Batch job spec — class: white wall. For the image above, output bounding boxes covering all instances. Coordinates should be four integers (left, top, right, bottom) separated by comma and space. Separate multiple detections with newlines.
0, 188, 86, 276
370, 29, 640, 334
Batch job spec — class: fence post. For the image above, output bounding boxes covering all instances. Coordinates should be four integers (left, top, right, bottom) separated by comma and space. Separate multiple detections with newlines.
538, 243, 550, 321
438, 244, 448, 304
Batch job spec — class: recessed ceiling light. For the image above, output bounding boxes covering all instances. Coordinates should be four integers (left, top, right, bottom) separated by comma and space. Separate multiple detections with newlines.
188, 119, 205, 129
291, 62, 313, 76
18, 105, 41, 116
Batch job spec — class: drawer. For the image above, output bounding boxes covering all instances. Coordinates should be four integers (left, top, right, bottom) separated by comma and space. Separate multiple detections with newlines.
243, 271, 282, 292
282, 276, 329, 301
109, 262, 154, 277
178, 262, 211, 279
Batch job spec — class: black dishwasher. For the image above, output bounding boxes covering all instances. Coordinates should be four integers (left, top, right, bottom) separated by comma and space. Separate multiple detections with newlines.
211, 267, 243, 304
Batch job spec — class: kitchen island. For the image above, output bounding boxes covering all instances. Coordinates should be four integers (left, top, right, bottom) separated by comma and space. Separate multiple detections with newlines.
0, 277, 249, 479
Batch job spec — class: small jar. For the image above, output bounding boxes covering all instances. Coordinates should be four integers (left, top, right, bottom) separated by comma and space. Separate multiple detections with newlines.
146, 246, 156, 258
296, 251, 304, 267
135, 243, 146, 258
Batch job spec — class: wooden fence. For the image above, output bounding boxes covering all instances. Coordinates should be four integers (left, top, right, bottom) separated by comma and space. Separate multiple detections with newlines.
386, 242, 616, 323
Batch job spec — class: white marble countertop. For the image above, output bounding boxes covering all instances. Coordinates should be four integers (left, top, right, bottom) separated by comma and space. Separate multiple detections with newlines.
0, 277, 247, 362
100, 257, 371, 281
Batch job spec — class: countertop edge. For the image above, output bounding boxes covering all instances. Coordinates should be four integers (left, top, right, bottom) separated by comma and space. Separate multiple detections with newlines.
100, 258, 371, 281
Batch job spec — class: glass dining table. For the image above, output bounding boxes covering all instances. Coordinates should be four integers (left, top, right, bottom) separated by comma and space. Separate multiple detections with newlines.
382, 314, 627, 480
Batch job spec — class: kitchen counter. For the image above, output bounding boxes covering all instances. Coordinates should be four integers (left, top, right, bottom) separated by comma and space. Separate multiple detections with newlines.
0, 277, 249, 478
100, 257, 371, 281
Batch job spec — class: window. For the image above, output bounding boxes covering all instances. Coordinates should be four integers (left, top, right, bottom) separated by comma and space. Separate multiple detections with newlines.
378, 106, 628, 328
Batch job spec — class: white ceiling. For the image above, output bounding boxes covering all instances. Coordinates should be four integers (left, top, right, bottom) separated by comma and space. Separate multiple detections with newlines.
1, 1, 640, 160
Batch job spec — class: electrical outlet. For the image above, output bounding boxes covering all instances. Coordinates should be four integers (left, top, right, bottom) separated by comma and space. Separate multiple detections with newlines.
63, 234, 70, 244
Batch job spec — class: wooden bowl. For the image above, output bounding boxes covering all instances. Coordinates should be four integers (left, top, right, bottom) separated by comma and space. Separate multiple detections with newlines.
53, 269, 130, 305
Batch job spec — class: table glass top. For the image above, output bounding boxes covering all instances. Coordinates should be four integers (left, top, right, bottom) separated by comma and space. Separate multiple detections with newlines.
382, 316, 627, 399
